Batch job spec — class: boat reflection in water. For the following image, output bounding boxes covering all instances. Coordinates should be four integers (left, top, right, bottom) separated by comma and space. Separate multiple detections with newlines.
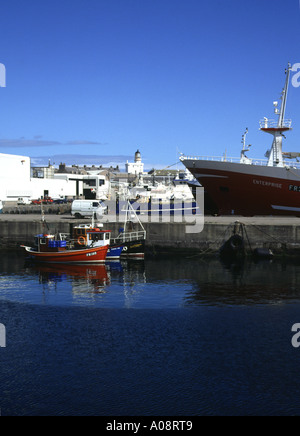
24, 259, 147, 307
17, 255, 300, 308
27, 262, 111, 298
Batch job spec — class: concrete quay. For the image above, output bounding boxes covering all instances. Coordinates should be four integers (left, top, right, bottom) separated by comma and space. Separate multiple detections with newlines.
0, 213, 300, 257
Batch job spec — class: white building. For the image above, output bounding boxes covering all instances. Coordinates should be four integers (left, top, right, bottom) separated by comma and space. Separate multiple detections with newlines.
125, 150, 144, 175
0, 153, 32, 201
0, 153, 112, 203
54, 173, 110, 200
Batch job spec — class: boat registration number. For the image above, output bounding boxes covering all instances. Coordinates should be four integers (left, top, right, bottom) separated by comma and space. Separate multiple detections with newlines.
289, 185, 300, 192
86, 252, 97, 257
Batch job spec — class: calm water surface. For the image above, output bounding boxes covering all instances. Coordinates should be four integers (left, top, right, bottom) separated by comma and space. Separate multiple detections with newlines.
1, 252, 300, 416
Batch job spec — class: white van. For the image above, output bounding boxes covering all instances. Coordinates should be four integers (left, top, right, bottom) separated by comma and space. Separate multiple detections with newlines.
71, 200, 107, 219
17, 197, 31, 205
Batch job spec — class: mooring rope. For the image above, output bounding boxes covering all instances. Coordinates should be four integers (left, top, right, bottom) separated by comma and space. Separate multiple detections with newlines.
246, 223, 286, 245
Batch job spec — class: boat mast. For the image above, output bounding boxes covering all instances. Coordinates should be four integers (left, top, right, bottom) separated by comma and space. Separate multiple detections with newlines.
278, 64, 291, 129
240, 128, 252, 164
260, 63, 292, 167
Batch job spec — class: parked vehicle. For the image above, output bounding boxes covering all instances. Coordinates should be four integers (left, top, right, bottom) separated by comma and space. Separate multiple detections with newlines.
43, 197, 53, 204
71, 200, 107, 219
53, 197, 68, 204
31, 197, 53, 205
17, 197, 31, 205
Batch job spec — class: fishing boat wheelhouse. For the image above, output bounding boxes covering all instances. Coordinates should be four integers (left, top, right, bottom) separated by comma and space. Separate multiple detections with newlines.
72, 224, 123, 260
72, 225, 111, 249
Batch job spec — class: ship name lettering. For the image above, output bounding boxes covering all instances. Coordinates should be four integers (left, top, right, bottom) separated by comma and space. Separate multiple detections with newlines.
289, 185, 300, 192
253, 179, 282, 189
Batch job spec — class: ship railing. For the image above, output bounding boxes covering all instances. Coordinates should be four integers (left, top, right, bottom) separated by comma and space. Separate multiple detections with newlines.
283, 161, 300, 170
112, 230, 146, 244
58, 236, 109, 249
59, 233, 70, 241
181, 155, 241, 163
180, 155, 269, 166
259, 119, 292, 129
180, 154, 300, 169
58, 234, 77, 248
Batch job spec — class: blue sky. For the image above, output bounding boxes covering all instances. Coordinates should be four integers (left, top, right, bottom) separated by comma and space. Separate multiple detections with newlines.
0, 0, 300, 170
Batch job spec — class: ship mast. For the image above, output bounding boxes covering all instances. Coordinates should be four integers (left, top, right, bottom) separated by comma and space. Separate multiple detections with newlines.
260, 64, 292, 167
278, 64, 291, 129
240, 128, 252, 164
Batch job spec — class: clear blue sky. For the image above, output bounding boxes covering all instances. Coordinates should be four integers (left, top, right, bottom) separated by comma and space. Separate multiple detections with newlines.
0, 0, 300, 169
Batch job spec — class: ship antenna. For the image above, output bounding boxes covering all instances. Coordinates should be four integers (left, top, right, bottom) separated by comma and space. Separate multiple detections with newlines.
278, 63, 292, 128
240, 128, 252, 164
260, 63, 293, 167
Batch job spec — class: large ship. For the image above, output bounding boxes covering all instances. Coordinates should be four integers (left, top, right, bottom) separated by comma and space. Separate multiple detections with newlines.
181, 64, 300, 216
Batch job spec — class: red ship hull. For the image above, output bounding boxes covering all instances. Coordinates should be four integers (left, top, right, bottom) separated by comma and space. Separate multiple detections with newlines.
183, 159, 300, 216
22, 245, 109, 263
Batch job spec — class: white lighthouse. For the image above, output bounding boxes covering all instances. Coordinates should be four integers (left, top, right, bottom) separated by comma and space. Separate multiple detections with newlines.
126, 149, 144, 175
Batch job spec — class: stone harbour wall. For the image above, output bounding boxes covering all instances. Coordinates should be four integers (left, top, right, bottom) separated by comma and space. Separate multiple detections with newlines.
0, 215, 300, 256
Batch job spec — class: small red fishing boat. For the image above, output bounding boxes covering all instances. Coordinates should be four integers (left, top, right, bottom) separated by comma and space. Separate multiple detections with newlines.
21, 231, 109, 264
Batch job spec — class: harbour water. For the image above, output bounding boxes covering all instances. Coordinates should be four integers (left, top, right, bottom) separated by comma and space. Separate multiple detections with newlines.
1, 252, 300, 415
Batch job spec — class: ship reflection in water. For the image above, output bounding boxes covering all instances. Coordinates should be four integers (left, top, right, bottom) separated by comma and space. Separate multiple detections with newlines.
3, 255, 298, 308
2, 253, 300, 416
183, 258, 300, 307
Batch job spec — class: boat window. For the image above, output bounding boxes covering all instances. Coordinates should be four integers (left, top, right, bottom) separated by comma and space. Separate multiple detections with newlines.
40, 238, 46, 245
91, 233, 104, 241
105, 233, 110, 240
220, 186, 229, 193
74, 229, 86, 236
85, 179, 96, 187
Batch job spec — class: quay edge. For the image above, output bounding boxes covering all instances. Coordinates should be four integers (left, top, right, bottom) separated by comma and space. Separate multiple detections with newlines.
1, 216, 300, 257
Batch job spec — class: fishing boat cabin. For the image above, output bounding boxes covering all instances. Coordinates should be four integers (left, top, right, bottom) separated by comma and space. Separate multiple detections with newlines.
34, 225, 111, 253
73, 225, 111, 249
